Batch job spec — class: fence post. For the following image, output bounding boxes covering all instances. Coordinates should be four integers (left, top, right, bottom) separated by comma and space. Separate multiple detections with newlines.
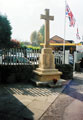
82, 52, 83, 58
65, 50, 69, 64
73, 51, 77, 71
0, 56, 2, 64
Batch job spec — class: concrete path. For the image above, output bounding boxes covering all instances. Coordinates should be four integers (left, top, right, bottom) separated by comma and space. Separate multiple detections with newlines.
1, 72, 82, 120
0, 83, 65, 120
40, 73, 83, 120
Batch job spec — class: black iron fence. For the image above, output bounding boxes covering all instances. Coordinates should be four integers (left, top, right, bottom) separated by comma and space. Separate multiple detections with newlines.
0, 48, 41, 65
0, 48, 72, 66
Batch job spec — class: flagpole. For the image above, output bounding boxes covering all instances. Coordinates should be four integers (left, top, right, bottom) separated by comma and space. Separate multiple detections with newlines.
63, 0, 66, 64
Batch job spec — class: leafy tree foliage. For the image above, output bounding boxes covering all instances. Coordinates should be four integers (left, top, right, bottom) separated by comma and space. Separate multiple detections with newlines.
0, 14, 12, 48
37, 32, 43, 45
30, 31, 37, 46
39, 24, 45, 42
30, 24, 45, 46
10, 39, 20, 48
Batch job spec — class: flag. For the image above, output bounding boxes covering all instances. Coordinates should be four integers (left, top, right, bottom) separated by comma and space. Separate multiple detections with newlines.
66, 3, 76, 27
76, 28, 80, 40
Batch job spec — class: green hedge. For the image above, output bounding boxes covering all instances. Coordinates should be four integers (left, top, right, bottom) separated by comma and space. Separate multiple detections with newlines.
0, 64, 73, 84
0, 65, 38, 84
56, 64, 73, 80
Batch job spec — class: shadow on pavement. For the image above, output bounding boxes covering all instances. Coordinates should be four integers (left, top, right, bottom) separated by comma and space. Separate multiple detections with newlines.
3, 84, 58, 97
0, 86, 34, 120
0, 83, 60, 120
63, 79, 83, 102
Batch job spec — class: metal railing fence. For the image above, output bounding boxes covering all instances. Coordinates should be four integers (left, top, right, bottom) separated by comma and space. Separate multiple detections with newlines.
0, 48, 41, 65
0, 49, 72, 66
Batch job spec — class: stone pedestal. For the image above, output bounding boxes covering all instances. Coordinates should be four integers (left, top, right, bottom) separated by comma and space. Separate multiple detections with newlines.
33, 48, 62, 82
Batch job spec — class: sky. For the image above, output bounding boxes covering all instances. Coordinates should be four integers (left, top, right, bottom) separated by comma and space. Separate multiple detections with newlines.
0, 0, 83, 43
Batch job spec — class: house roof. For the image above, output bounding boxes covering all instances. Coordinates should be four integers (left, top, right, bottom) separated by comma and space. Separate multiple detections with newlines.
49, 35, 70, 43
40, 35, 80, 46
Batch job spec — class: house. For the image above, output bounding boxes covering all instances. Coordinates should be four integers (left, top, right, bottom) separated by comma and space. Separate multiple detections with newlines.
40, 35, 81, 53
49, 35, 76, 53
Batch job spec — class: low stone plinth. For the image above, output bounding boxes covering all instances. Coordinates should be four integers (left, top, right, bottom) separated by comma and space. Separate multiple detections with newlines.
31, 78, 66, 87
33, 68, 62, 82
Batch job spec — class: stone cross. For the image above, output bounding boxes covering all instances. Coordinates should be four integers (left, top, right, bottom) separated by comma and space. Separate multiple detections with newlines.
41, 9, 54, 48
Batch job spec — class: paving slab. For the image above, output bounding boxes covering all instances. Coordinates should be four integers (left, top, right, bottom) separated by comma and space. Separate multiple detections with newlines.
39, 72, 83, 120
63, 100, 83, 120
0, 82, 68, 120
73, 72, 83, 78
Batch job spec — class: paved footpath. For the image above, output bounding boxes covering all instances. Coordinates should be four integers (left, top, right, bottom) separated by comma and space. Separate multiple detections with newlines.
39, 73, 83, 120
0, 82, 64, 120
0, 73, 83, 120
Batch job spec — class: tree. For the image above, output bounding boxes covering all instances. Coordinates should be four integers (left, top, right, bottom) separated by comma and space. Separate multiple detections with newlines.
30, 31, 37, 46
0, 14, 12, 48
39, 24, 45, 43
30, 24, 45, 46
10, 39, 20, 48
37, 32, 43, 45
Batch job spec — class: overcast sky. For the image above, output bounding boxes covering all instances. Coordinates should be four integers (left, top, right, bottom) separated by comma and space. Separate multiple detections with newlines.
0, 0, 83, 43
